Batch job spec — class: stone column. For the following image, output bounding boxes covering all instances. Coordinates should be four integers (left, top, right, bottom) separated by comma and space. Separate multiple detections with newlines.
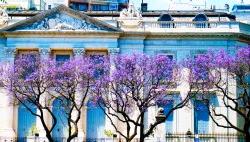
0, 89, 16, 140
106, 48, 120, 137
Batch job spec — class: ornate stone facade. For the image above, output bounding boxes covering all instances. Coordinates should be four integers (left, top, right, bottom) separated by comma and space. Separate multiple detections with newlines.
0, 7, 8, 28
16, 13, 105, 31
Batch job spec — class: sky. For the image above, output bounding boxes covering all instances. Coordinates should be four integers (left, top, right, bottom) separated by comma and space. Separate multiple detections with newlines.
130, 0, 250, 11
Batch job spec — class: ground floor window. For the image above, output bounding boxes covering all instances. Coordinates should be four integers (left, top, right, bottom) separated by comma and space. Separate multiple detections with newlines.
86, 100, 106, 141
18, 102, 36, 142
52, 98, 69, 141
157, 100, 174, 134
194, 100, 209, 134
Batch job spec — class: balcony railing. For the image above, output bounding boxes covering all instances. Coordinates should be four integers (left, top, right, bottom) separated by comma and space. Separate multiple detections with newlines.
4, 134, 245, 142
119, 20, 250, 35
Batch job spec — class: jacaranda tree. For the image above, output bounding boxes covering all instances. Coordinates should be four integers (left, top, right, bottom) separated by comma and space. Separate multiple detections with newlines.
51, 57, 100, 142
0, 55, 101, 142
94, 54, 192, 142
0, 55, 57, 142
185, 47, 250, 141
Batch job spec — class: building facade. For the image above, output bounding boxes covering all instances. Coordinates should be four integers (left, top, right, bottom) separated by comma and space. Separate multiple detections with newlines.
0, 4, 249, 142
69, 0, 128, 11
231, 4, 250, 24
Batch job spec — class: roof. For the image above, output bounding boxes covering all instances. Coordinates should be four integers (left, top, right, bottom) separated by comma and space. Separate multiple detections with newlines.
232, 4, 250, 12
1, 4, 121, 32
7, 9, 236, 20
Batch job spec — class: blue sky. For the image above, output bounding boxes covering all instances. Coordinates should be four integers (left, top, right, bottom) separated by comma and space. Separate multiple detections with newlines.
130, 0, 250, 11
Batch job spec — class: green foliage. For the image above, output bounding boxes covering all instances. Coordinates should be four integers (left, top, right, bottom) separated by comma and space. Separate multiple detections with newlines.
104, 130, 113, 137
28, 123, 38, 136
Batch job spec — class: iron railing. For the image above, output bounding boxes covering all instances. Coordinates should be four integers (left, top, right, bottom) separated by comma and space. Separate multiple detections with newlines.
0, 134, 245, 142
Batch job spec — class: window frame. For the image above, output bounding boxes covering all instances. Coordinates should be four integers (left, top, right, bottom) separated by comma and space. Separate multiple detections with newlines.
50, 48, 73, 61
84, 48, 109, 56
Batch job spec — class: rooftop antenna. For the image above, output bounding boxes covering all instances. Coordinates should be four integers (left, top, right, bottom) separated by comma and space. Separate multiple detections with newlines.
205, 0, 207, 9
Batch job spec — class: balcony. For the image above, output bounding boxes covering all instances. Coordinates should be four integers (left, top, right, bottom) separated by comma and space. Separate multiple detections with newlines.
118, 20, 250, 35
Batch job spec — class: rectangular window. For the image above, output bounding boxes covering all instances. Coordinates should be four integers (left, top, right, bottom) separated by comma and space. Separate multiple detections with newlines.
51, 49, 73, 66
193, 51, 209, 81
157, 100, 174, 134
157, 54, 175, 86
55, 55, 70, 62
51, 48, 72, 59
15, 48, 40, 79
85, 48, 108, 78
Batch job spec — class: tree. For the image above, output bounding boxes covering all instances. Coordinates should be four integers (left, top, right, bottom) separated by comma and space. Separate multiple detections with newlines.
51, 57, 97, 142
0, 55, 57, 142
185, 47, 250, 141
95, 54, 192, 142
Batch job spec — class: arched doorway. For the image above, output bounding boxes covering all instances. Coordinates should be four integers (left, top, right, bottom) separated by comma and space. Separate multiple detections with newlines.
86, 100, 106, 141
52, 98, 69, 141
18, 102, 36, 142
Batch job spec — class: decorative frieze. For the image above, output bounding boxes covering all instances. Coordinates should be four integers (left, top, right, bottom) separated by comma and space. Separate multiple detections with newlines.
16, 13, 106, 31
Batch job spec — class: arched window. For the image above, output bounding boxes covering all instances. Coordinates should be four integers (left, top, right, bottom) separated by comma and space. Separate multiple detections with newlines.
158, 14, 174, 28
193, 14, 209, 28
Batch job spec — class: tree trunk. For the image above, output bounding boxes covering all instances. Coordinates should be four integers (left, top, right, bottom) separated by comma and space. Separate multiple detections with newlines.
39, 115, 54, 142
139, 113, 145, 142
245, 133, 250, 142
46, 133, 54, 142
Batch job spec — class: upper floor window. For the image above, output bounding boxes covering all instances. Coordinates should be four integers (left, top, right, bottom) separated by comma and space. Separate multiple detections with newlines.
156, 53, 176, 87
51, 48, 73, 65
85, 48, 108, 56
158, 14, 174, 28
15, 48, 40, 79
85, 48, 108, 78
193, 14, 209, 28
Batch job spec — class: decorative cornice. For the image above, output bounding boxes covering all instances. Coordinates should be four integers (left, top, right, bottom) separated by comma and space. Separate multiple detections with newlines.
1, 31, 121, 38
1, 30, 250, 44
4, 48, 16, 56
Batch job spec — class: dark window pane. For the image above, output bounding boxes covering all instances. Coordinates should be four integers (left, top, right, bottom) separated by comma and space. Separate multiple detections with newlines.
56, 55, 70, 62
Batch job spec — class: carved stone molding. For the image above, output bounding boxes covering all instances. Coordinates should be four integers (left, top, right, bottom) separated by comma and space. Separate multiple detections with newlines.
0, 7, 8, 28
108, 48, 120, 55
17, 13, 105, 31
40, 48, 50, 55
4, 48, 16, 57
73, 48, 84, 55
